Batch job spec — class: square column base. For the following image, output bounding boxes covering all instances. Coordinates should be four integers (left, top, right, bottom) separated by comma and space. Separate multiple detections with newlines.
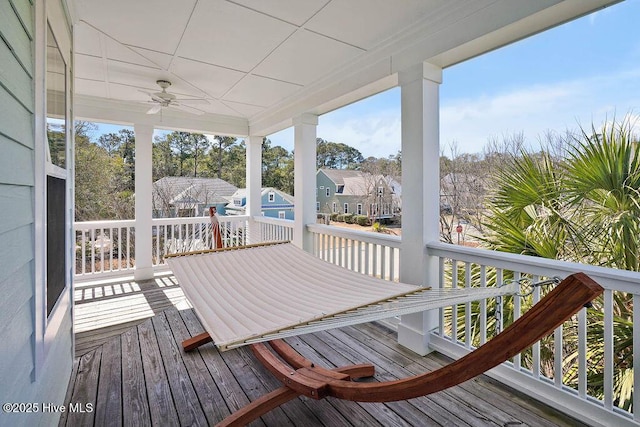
134, 266, 154, 281
397, 323, 436, 356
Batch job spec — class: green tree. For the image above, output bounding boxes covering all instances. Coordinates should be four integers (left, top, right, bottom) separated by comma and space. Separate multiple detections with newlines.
211, 135, 237, 178
152, 134, 176, 180
262, 138, 294, 193
316, 138, 364, 169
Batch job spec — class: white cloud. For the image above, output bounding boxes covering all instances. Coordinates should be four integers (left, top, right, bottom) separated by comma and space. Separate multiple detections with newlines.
441, 69, 640, 153
268, 68, 640, 158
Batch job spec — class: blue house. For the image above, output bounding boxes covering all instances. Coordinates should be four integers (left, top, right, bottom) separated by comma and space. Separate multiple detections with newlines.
225, 188, 295, 220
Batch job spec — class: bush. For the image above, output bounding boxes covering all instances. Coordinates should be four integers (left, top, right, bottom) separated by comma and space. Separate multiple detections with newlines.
355, 215, 370, 226
330, 213, 339, 221
344, 213, 354, 224
336, 214, 346, 222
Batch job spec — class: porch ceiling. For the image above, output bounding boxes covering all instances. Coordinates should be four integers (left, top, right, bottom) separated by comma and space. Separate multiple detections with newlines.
69, 0, 619, 136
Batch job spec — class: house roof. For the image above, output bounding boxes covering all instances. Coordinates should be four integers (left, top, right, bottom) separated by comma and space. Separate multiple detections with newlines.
69, 0, 618, 137
152, 177, 237, 206
318, 169, 362, 186
230, 187, 294, 204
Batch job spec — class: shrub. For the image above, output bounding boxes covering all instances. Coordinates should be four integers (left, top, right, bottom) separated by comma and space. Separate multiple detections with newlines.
355, 215, 370, 226
330, 213, 339, 221
344, 213, 354, 224
336, 214, 346, 222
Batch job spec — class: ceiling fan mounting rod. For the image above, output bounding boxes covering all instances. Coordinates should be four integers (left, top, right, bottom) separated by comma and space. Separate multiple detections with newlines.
156, 79, 171, 90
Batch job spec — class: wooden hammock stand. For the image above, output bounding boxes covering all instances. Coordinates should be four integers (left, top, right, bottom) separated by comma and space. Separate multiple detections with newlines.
183, 272, 603, 427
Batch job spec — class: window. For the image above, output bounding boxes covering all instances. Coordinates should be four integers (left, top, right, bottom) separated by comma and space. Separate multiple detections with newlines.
343, 203, 349, 213
316, 202, 320, 211
278, 211, 286, 219
377, 187, 384, 196
326, 188, 330, 197
45, 23, 68, 317
268, 192, 275, 202
233, 199, 242, 206
332, 202, 337, 213
357, 203, 363, 215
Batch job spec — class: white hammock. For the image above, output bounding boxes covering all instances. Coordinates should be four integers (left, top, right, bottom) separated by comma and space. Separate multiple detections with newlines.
167, 242, 517, 351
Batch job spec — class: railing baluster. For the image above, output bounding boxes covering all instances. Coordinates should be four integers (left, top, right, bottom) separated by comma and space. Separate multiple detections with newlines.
634, 293, 640, 421
451, 260, 458, 343
479, 265, 487, 345
513, 271, 521, 370
604, 289, 614, 410
438, 257, 445, 337
532, 274, 541, 379
464, 262, 471, 349
578, 306, 587, 399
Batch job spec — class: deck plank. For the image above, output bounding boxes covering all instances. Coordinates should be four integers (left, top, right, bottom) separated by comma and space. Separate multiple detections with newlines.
66, 303, 587, 427
94, 337, 123, 427
163, 308, 231, 424
137, 318, 180, 426
65, 346, 101, 426
150, 313, 208, 426
120, 327, 151, 426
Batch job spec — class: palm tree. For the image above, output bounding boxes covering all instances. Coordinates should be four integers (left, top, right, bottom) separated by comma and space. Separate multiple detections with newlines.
474, 118, 639, 410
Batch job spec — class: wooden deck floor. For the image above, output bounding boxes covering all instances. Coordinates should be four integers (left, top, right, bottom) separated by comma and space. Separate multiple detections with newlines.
64, 277, 586, 427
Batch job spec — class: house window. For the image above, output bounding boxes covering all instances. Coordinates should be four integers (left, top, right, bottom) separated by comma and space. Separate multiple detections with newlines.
326, 188, 330, 197
278, 211, 286, 219
332, 202, 337, 213
316, 202, 320, 211
234, 199, 242, 206
343, 203, 349, 213
268, 192, 275, 202
357, 203, 363, 215
377, 187, 384, 196
45, 23, 68, 317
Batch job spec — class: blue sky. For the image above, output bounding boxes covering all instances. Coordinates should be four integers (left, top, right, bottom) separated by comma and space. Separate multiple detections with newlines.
93, 1, 639, 159
269, 0, 640, 157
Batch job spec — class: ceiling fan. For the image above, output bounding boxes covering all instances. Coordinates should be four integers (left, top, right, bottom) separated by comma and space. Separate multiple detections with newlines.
140, 80, 209, 115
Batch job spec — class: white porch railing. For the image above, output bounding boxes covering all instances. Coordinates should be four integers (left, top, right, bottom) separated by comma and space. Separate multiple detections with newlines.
73, 220, 636, 425
151, 216, 248, 268
307, 223, 401, 282
74, 220, 136, 278
254, 216, 294, 242
74, 216, 249, 279
426, 241, 640, 427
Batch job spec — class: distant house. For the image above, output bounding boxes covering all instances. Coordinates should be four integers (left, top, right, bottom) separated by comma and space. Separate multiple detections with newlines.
152, 177, 237, 217
225, 187, 295, 220
316, 169, 400, 219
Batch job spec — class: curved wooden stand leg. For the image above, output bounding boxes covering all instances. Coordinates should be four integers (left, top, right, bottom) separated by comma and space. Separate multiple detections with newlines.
217, 341, 376, 426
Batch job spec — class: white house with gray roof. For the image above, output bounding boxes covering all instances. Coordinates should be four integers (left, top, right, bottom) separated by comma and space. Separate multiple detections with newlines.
152, 177, 237, 217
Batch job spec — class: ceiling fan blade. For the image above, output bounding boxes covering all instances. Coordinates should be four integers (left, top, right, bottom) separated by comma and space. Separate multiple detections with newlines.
169, 103, 204, 115
173, 98, 210, 105
146, 104, 162, 115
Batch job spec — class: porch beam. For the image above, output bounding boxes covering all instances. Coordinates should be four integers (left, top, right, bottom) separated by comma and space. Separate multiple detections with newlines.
293, 113, 318, 252
134, 124, 154, 280
246, 135, 263, 244
397, 62, 442, 355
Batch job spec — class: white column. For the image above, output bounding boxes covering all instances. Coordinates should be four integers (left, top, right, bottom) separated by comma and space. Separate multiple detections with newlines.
293, 113, 318, 252
134, 124, 154, 280
246, 135, 263, 244
397, 62, 442, 355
